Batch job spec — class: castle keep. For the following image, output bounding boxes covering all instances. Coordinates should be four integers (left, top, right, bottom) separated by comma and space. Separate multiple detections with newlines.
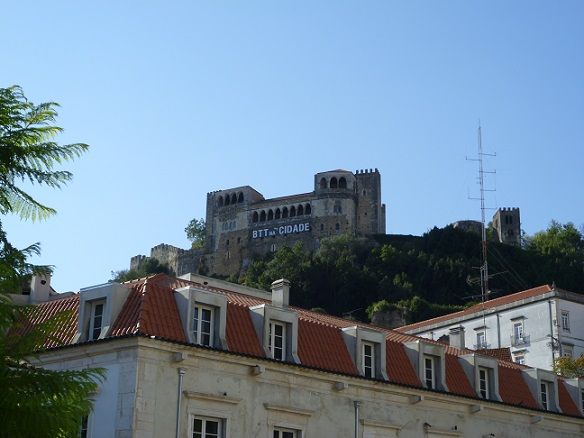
132, 168, 386, 277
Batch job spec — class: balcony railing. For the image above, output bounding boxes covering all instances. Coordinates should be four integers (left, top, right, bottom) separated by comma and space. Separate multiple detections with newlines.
511, 334, 530, 347
473, 342, 491, 350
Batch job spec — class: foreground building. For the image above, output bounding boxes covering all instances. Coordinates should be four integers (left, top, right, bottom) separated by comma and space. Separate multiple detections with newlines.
131, 168, 386, 277
397, 284, 584, 371
20, 274, 584, 437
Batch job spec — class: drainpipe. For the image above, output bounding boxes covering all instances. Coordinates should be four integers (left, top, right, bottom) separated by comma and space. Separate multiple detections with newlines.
354, 400, 361, 438
176, 368, 186, 438
496, 314, 501, 348
547, 301, 555, 367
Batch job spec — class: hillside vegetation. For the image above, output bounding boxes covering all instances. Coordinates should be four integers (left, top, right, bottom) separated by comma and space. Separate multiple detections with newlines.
243, 222, 584, 324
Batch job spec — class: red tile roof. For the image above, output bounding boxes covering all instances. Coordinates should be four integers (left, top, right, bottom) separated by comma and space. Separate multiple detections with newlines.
398, 285, 554, 332
226, 302, 264, 356
298, 319, 357, 374
558, 379, 581, 416
476, 347, 512, 362
12, 295, 79, 349
18, 274, 583, 418
497, 362, 539, 409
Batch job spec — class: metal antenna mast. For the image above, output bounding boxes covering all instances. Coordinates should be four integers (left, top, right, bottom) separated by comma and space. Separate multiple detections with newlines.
467, 124, 496, 305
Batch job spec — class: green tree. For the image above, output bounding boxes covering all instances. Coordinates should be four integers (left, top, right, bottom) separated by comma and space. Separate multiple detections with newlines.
185, 217, 206, 249
0, 86, 88, 221
0, 85, 101, 436
553, 355, 584, 378
111, 257, 170, 282
525, 220, 584, 268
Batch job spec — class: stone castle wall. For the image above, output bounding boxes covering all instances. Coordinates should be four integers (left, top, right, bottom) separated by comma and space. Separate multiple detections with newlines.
132, 168, 387, 278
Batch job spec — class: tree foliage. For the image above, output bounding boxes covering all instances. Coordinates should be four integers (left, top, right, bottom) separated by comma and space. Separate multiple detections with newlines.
185, 217, 206, 249
243, 222, 584, 323
0, 86, 88, 221
111, 257, 170, 282
0, 85, 99, 436
0, 296, 105, 437
553, 355, 584, 378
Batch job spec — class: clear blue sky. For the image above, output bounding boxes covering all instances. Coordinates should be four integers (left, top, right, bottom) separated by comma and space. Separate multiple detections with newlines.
2, 1, 583, 292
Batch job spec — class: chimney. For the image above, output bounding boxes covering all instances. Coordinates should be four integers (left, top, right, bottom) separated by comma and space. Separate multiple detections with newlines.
449, 326, 465, 350
271, 279, 290, 307
30, 274, 52, 303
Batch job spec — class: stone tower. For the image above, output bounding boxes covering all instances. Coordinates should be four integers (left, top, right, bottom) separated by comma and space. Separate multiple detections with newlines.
492, 208, 521, 246
355, 168, 386, 235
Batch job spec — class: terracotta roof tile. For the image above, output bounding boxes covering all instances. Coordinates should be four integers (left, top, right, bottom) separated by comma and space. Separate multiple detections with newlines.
398, 285, 554, 332
13, 295, 79, 349
226, 302, 264, 356
476, 347, 512, 362
498, 362, 539, 409
18, 273, 583, 418
558, 379, 581, 416
298, 319, 357, 374
386, 340, 421, 387
445, 353, 476, 397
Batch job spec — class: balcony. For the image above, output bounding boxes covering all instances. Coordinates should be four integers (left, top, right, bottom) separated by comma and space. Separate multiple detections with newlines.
511, 334, 530, 347
473, 342, 491, 350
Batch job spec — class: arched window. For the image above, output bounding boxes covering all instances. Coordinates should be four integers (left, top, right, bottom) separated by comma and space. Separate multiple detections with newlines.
330, 177, 338, 188
282, 207, 289, 218
218, 196, 224, 207
335, 223, 340, 231
275, 208, 281, 219
319, 177, 327, 189
238, 192, 244, 203
297, 204, 304, 215
225, 195, 230, 206
305, 204, 311, 215
260, 211, 266, 222
268, 209, 274, 221
231, 193, 237, 204
290, 206, 296, 217
339, 177, 347, 188
252, 211, 259, 222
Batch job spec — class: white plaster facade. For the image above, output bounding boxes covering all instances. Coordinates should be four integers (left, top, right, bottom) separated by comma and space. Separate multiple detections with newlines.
38, 337, 584, 438
401, 286, 584, 371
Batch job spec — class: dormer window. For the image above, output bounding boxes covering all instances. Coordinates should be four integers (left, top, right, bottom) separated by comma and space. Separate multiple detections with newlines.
525, 368, 558, 412
269, 321, 286, 361
193, 304, 214, 346
249, 281, 300, 364
175, 287, 228, 349
541, 381, 550, 410
76, 283, 129, 343
362, 342, 375, 378
404, 340, 447, 391
341, 326, 387, 380
424, 355, 436, 389
88, 300, 105, 341
479, 367, 489, 399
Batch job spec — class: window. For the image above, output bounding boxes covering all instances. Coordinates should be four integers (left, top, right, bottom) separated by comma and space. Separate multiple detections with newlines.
476, 331, 487, 349
193, 417, 222, 438
193, 305, 214, 346
305, 204, 311, 215
514, 353, 525, 365
269, 321, 286, 361
339, 177, 347, 188
319, 177, 327, 189
513, 322, 523, 341
79, 415, 88, 438
273, 427, 298, 438
562, 345, 573, 358
424, 356, 435, 389
478, 367, 489, 399
362, 342, 375, 378
541, 381, 550, 410
252, 211, 259, 222
561, 311, 570, 332
330, 177, 338, 188
88, 301, 105, 341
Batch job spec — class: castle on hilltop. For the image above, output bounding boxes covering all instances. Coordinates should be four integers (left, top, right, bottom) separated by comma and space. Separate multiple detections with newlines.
132, 168, 386, 277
